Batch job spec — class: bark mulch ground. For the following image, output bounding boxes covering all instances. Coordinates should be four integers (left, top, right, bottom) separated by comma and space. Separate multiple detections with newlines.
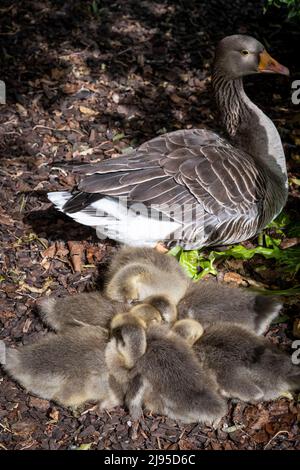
0, 0, 299, 450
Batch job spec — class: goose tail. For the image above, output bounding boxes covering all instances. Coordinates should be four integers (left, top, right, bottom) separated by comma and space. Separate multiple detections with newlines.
47, 191, 102, 228
47, 191, 72, 212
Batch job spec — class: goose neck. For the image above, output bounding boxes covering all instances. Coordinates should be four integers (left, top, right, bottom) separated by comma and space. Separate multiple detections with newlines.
212, 72, 288, 192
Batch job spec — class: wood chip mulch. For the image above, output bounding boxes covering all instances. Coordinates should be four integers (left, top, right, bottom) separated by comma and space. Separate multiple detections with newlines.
0, 0, 299, 450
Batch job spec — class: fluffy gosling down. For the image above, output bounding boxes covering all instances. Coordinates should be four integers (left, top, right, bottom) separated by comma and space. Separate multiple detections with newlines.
37, 290, 176, 331
178, 280, 282, 334
108, 313, 227, 425
2, 325, 125, 409
105, 247, 190, 304
177, 321, 300, 402
2, 297, 175, 410
37, 291, 128, 331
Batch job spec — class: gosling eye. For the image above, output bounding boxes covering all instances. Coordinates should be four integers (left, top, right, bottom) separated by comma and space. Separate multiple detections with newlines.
241, 49, 249, 56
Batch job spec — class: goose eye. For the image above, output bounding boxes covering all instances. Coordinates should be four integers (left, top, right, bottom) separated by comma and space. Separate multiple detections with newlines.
241, 50, 249, 56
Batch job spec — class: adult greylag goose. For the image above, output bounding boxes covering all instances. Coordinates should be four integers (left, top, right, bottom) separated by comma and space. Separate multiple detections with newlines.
48, 35, 289, 249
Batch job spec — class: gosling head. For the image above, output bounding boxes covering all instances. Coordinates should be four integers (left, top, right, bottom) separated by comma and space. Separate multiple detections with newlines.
110, 313, 147, 369
137, 294, 177, 324
172, 319, 204, 346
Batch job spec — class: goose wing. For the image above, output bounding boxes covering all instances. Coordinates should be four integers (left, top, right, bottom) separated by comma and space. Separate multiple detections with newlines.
64, 128, 265, 220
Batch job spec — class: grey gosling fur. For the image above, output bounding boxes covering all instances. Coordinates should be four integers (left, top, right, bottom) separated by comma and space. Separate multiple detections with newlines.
108, 313, 227, 424
176, 320, 300, 402
3, 296, 173, 408
3, 325, 125, 408
37, 290, 176, 331
105, 247, 189, 305
37, 292, 127, 331
178, 280, 282, 334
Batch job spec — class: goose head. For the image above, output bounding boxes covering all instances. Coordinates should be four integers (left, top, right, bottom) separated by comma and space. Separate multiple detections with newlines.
214, 35, 289, 79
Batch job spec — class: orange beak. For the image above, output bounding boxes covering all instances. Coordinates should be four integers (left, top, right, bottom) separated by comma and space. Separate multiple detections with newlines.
258, 50, 289, 76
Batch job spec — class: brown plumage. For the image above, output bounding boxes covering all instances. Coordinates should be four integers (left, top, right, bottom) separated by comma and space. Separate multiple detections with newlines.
105, 247, 189, 306
178, 280, 282, 334
108, 313, 227, 424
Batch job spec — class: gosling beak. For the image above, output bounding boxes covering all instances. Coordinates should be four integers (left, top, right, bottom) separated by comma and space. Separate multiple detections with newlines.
258, 50, 290, 76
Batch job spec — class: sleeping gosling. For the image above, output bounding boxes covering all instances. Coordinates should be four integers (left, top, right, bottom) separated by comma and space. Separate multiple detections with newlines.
2, 325, 126, 409
36, 291, 127, 331
2, 297, 176, 409
108, 312, 227, 425
105, 247, 190, 304
37, 290, 176, 332
178, 280, 282, 334
188, 322, 300, 402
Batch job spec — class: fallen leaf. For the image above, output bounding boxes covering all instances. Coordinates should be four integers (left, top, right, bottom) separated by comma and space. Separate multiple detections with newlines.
62, 83, 80, 94
40, 258, 51, 270
252, 430, 269, 444
41, 244, 56, 259
55, 241, 69, 258
11, 420, 37, 436
170, 93, 186, 105
68, 241, 84, 272
178, 439, 196, 450
280, 237, 300, 249
223, 272, 247, 286
222, 424, 245, 433
51, 68, 66, 80
28, 397, 50, 411
48, 408, 59, 422
86, 246, 96, 265
0, 207, 15, 226
248, 408, 269, 430
112, 132, 125, 141
79, 106, 98, 117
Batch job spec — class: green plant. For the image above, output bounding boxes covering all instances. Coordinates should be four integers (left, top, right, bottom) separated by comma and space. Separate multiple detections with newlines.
266, 0, 300, 19
90, 0, 101, 17
169, 212, 300, 287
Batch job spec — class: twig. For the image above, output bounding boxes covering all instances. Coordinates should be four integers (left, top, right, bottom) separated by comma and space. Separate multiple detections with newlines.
0, 421, 12, 433
264, 430, 289, 450
33, 125, 84, 136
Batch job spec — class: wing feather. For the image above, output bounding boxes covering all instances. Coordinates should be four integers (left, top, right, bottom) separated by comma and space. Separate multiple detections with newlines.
62, 129, 266, 243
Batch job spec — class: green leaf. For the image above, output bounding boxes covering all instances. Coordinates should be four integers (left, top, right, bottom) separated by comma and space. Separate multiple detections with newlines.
245, 285, 300, 296
112, 132, 125, 142
168, 245, 183, 259
290, 177, 300, 186
76, 443, 93, 450
272, 211, 290, 227
179, 250, 200, 279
